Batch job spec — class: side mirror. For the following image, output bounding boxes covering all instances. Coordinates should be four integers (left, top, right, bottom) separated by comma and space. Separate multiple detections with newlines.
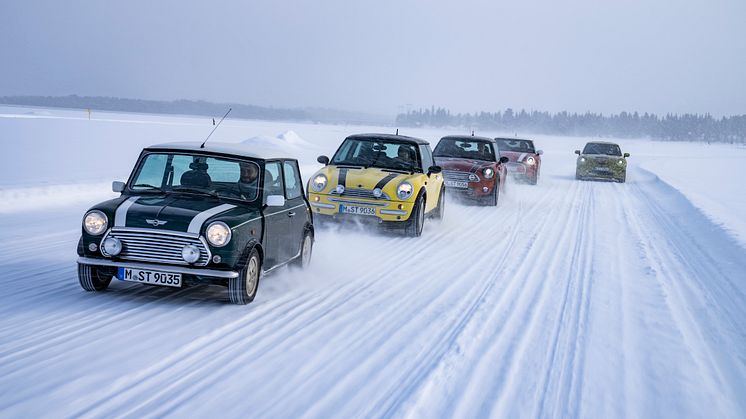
427, 165, 442, 175
623, 152, 630, 158
499, 156, 509, 164
266, 195, 285, 207
574, 150, 581, 155
536, 150, 544, 155
317, 155, 330, 165
112, 181, 125, 193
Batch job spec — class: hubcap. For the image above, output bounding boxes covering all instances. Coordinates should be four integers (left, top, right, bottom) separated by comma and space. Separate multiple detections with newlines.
246, 256, 258, 295
301, 235, 312, 267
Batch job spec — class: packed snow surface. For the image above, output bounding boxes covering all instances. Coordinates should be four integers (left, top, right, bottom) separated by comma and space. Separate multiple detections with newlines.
1, 106, 745, 418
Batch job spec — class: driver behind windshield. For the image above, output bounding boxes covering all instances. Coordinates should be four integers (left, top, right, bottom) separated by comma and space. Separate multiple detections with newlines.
238, 162, 260, 201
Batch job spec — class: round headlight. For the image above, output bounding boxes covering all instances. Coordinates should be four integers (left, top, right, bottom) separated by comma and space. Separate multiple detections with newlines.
526, 157, 536, 165
483, 168, 494, 179
373, 188, 383, 198
311, 174, 328, 192
84, 210, 108, 235
182, 244, 201, 263
580, 157, 586, 162
206, 221, 232, 247
617, 159, 624, 165
102, 237, 122, 256
396, 182, 414, 200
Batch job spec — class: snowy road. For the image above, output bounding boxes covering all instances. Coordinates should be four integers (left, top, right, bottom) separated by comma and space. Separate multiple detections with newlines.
1, 108, 745, 418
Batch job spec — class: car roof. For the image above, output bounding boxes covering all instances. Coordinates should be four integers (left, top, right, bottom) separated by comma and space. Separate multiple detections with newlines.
345, 133, 430, 145
144, 141, 294, 160
494, 137, 533, 143
440, 135, 496, 143
584, 140, 619, 145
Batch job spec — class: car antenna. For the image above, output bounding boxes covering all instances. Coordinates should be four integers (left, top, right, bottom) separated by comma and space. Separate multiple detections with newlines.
201, 108, 232, 149
396, 128, 399, 135
471, 130, 475, 136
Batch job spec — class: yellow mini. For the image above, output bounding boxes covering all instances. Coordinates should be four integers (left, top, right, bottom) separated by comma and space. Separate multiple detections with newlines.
308, 133, 445, 236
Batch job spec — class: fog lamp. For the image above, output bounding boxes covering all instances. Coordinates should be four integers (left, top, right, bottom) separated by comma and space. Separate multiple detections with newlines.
102, 237, 122, 256
182, 244, 201, 264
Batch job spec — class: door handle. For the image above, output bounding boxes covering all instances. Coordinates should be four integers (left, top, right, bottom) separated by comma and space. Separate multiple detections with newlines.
287, 211, 296, 217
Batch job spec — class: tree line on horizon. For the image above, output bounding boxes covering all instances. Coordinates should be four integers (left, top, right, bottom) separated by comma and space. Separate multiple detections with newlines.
396, 107, 746, 143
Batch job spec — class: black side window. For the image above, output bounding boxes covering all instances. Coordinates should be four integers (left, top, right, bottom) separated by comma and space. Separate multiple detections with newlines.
282, 161, 302, 199
420, 145, 434, 171
264, 161, 285, 198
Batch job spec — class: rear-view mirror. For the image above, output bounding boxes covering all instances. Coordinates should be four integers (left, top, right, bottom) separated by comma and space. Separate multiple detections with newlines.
112, 181, 125, 193
624, 152, 630, 158
428, 165, 442, 175
574, 150, 581, 155
536, 150, 544, 155
499, 156, 509, 164
266, 195, 285, 207
317, 155, 330, 165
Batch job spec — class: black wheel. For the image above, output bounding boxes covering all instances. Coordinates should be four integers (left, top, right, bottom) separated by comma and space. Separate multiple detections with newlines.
404, 193, 425, 237
229, 248, 261, 305
78, 264, 112, 292
619, 172, 626, 183
431, 187, 445, 220
527, 173, 538, 185
291, 229, 313, 269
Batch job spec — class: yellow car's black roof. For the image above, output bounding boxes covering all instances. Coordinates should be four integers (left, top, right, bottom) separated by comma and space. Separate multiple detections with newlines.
346, 133, 430, 145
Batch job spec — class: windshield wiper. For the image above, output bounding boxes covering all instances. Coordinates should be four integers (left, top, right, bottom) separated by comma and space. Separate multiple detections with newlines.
172, 187, 219, 198
132, 183, 166, 193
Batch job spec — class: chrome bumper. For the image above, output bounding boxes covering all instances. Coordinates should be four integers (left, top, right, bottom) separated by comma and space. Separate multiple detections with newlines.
77, 257, 239, 279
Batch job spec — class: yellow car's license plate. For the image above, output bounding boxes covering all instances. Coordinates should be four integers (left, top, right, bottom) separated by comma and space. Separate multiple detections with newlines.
118, 267, 182, 288
339, 204, 376, 216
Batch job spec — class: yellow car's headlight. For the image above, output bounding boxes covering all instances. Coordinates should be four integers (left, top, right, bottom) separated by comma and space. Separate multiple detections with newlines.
311, 174, 328, 192
397, 182, 414, 200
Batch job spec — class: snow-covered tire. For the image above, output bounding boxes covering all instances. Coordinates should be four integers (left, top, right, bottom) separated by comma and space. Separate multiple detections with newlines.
290, 229, 313, 269
78, 264, 112, 292
404, 193, 425, 237
229, 248, 261, 305
527, 173, 538, 185
486, 182, 499, 206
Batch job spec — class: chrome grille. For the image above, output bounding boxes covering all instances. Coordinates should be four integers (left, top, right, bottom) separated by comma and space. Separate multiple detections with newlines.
107, 228, 210, 266
332, 188, 391, 200
443, 170, 479, 182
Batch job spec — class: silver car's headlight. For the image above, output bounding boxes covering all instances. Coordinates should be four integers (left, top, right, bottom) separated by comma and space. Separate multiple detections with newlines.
396, 182, 414, 200
617, 159, 624, 165
83, 210, 108, 235
311, 174, 328, 192
206, 221, 232, 247
483, 168, 494, 179
526, 156, 536, 165
580, 157, 586, 163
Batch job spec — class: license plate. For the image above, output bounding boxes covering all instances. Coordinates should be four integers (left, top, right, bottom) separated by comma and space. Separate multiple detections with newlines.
507, 163, 525, 173
594, 167, 611, 173
445, 180, 468, 188
118, 267, 182, 288
339, 204, 376, 216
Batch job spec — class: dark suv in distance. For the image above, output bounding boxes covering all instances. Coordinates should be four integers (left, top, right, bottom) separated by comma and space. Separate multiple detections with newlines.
76, 142, 314, 305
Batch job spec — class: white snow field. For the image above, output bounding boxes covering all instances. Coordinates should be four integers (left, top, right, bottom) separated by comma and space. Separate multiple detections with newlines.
1, 106, 745, 418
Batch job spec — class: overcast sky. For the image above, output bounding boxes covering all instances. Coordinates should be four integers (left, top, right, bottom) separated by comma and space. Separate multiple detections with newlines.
1, 0, 745, 116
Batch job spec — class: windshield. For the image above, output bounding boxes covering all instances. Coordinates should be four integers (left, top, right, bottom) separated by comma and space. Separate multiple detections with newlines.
582, 143, 621, 156
433, 139, 495, 161
495, 139, 535, 153
331, 139, 422, 172
129, 153, 261, 201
